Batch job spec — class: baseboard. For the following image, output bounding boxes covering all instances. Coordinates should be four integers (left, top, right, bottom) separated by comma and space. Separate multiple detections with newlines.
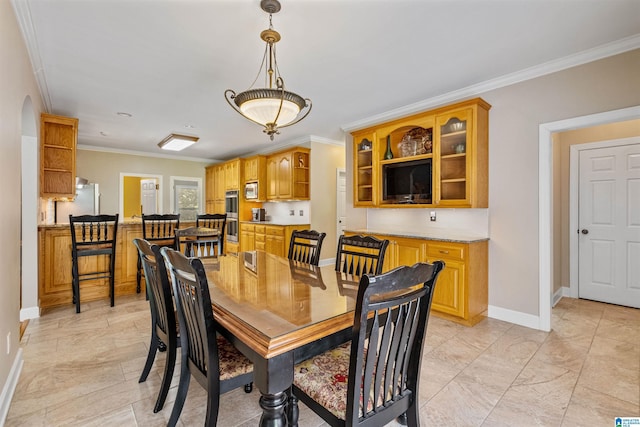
552, 287, 565, 307
19, 306, 40, 321
488, 305, 543, 331
0, 348, 24, 426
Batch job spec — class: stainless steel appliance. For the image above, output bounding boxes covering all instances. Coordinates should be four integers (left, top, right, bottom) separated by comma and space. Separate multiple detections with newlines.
225, 190, 239, 242
245, 182, 259, 200
55, 183, 100, 222
251, 208, 266, 222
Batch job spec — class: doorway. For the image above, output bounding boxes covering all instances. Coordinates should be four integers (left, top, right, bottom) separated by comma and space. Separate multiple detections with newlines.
539, 105, 640, 331
119, 173, 163, 219
571, 138, 640, 308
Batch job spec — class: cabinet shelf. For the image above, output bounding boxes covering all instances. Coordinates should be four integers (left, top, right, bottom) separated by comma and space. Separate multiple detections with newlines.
441, 153, 466, 159
441, 178, 466, 183
380, 153, 433, 166
441, 130, 466, 138
358, 165, 372, 171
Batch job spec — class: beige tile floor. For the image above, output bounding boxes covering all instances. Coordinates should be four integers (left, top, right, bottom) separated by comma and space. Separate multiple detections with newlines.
6, 294, 640, 426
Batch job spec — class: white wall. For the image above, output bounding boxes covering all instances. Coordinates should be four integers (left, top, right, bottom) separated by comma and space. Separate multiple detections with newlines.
0, 0, 45, 421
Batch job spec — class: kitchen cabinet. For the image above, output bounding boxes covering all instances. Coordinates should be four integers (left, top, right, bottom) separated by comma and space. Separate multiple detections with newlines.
243, 155, 267, 201
346, 231, 487, 326
350, 98, 490, 208
205, 164, 228, 214
225, 158, 241, 190
241, 223, 308, 257
266, 147, 310, 200
40, 113, 78, 199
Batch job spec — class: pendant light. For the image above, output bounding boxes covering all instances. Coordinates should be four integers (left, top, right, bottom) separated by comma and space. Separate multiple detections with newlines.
224, 0, 311, 140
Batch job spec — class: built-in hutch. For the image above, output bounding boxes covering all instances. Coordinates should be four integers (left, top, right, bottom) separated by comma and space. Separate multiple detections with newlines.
40, 113, 78, 199
352, 98, 490, 208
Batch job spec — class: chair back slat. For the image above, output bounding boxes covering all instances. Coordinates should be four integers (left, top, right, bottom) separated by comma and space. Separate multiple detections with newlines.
196, 214, 227, 254
335, 235, 389, 276
288, 230, 326, 266
345, 261, 444, 425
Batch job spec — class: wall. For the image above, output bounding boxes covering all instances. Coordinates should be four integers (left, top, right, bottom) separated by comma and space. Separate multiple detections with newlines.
554, 119, 640, 294
75, 149, 210, 217
346, 49, 640, 322
0, 0, 44, 421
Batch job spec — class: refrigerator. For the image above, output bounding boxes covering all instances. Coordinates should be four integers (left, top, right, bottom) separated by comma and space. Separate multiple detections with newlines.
56, 183, 100, 222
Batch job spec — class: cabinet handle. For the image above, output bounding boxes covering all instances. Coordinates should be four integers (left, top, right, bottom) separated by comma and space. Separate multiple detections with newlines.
439, 250, 449, 254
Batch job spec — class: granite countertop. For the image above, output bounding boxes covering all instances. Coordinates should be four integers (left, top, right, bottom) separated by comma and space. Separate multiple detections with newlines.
345, 228, 489, 243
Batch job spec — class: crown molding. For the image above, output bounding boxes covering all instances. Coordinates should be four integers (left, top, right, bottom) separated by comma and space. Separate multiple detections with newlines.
11, 0, 51, 112
342, 34, 640, 132
77, 144, 216, 163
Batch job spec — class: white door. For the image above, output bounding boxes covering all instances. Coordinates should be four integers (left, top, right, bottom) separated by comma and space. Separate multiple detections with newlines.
141, 179, 158, 215
336, 169, 346, 239
578, 143, 640, 308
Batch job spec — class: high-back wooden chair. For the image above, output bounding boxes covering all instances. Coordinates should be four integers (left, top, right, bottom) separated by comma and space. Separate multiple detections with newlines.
196, 213, 227, 254
137, 213, 180, 292
288, 229, 326, 266
133, 238, 179, 413
161, 247, 254, 427
335, 234, 389, 276
69, 214, 119, 313
292, 261, 445, 427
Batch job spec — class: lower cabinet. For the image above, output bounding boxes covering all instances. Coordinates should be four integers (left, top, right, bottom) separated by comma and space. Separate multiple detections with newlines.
240, 223, 309, 257
347, 232, 488, 326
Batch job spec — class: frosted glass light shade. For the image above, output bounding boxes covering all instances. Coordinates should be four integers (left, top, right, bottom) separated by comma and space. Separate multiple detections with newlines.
240, 98, 300, 126
158, 134, 199, 151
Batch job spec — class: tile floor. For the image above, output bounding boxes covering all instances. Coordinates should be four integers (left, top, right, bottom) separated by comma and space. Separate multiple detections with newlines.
5, 294, 640, 426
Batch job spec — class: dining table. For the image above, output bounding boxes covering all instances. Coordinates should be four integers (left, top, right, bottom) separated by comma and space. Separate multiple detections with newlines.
202, 250, 360, 427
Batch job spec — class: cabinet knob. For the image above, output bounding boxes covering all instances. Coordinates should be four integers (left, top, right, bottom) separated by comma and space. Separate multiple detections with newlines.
439, 250, 449, 254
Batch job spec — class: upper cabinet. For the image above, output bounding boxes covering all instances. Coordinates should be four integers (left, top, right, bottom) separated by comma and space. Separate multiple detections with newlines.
351, 98, 490, 208
225, 158, 241, 191
266, 147, 310, 201
40, 113, 78, 199
243, 155, 267, 201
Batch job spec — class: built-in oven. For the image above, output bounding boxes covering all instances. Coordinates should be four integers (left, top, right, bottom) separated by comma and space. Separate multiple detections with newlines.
224, 190, 239, 242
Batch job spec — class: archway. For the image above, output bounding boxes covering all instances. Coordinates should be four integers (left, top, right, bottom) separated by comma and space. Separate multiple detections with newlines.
20, 96, 40, 320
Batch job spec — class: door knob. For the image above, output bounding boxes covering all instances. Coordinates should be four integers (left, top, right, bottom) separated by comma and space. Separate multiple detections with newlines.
581, 229, 589, 235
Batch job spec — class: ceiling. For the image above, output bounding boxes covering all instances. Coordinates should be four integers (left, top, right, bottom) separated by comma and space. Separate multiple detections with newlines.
12, 0, 640, 162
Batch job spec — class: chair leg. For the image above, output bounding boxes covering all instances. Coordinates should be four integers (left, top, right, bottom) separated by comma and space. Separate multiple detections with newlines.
136, 254, 142, 293
244, 382, 253, 393
109, 254, 115, 307
153, 341, 176, 413
139, 330, 158, 383
405, 403, 419, 427
168, 361, 191, 427
71, 260, 80, 313
204, 386, 220, 427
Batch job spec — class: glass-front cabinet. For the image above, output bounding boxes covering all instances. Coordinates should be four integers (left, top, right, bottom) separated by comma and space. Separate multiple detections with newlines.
351, 98, 490, 209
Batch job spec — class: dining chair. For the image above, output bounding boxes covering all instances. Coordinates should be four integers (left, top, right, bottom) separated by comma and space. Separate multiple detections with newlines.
137, 213, 180, 293
175, 226, 220, 258
288, 229, 326, 266
291, 261, 445, 427
132, 238, 178, 413
196, 213, 227, 254
161, 247, 254, 427
335, 234, 389, 276
69, 213, 119, 313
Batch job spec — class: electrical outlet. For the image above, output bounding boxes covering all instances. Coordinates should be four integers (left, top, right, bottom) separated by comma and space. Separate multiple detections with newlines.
6, 332, 10, 355
289, 210, 294, 216
430, 211, 436, 222
299, 210, 303, 216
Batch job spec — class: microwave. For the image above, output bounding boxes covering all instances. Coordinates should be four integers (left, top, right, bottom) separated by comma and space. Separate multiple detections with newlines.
245, 182, 259, 200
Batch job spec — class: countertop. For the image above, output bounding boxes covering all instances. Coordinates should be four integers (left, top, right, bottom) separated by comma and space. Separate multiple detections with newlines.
344, 228, 489, 244
38, 219, 197, 229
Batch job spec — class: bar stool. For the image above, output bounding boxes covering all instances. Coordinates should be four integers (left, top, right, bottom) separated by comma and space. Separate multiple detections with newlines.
69, 214, 119, 313
137, 214, 180, 293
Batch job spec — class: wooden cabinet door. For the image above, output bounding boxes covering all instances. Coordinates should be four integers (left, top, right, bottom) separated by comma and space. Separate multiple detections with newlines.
240, 223, 255, 252
395, 237, 427, 267
215, 165, 225, 201
244, 157, 257, 182
266, 155, 279, 200
225, 160, 240, 190
352, 131, 376, 207
119, 226, 142, 286
265, 226, 285, 257
435, 108, 473, 207
429, 258, 465, 318
277, 153, 293, 199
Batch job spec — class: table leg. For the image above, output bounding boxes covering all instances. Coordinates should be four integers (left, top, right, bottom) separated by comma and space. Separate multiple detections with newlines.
259, 392, 287, 427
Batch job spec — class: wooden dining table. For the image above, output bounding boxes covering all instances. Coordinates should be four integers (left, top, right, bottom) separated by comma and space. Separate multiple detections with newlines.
202, 250, 360, 427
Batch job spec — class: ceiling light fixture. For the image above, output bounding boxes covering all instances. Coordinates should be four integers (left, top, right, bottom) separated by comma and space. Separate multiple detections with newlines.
158, 134, 199, 151
224, 0, 311, 140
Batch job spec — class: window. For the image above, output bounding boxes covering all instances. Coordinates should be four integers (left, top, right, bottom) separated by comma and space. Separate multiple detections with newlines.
170, 177, 202, 221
